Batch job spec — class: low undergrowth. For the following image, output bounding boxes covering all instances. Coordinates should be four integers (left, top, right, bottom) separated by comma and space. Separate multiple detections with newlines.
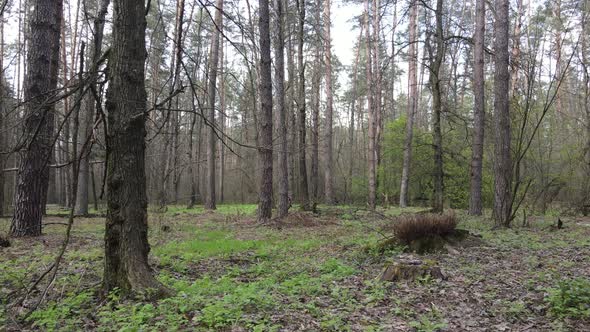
1, 206, 589, 331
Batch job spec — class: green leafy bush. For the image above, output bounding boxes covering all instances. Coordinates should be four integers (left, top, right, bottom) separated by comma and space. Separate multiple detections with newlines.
546, 278, 590, 319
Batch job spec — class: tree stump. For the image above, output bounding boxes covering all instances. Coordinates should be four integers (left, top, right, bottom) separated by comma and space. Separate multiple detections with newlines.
380, 260, 445, 282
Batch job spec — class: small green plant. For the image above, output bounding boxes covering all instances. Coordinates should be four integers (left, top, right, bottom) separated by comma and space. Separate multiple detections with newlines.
409, 312, 447, 332
546, 277, 590, 319
28, 290, 94, 331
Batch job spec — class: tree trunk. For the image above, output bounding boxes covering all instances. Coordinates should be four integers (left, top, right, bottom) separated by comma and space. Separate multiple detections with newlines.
373, 0, 383, 205
469, 0, 485, 215
297, 0, 310, 211
205, 0, 223, 210
75, 0, 110, 216
583, 0, 590, 205
365, 0, 376, 210
492, 0, 513, 227
257, 0, 274, 222
10, 0, 62, 237
347, 25, 362, 204
275, 0, 289, 218
187, 7, 204, 208
430, 0, 444, 214
323, 0, 334, 205
399, 0, 418, 208
103, 0, 167, 297
0, 16, 5, 217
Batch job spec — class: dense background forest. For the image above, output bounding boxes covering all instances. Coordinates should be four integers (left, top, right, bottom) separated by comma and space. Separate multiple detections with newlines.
0, 0, 589, 330
0, 0, 588, 221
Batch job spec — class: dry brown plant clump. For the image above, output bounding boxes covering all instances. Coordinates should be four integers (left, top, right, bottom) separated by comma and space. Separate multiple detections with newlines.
393, 211, 457, 245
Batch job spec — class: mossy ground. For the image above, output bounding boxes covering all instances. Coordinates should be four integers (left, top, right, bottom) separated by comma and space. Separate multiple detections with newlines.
1, 205, 589, 331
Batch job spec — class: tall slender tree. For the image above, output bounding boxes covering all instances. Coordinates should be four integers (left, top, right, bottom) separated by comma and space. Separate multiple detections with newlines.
429, 0, 444, 213
75, 0, 110, 216
323, 0, 334, 204
297, 0, 311, 211
399, 0, 418, 208
10, 0, 63, 237
257, 0, 274, 222
310, 0, 322, 209
275, 0, 289, 218
205, 0, 223, 210
493, 0, 513, 226
469, 0, 485, 215
365, 0, 377, 210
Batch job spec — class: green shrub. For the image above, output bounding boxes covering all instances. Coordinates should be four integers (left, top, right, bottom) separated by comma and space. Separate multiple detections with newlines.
546, 278, 590, 319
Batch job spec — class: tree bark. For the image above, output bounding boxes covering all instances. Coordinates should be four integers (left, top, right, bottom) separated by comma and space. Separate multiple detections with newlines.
347, 25, 362, 204
310, 0, 321, 210
297, 0, 310, 211
0, 15, 5, 217
10, 0, 63, 237
373, 0, 383, 205
492, 0, 513, 227
187, 8, 204, 208
103, 0, 167, 297
219, 40, 226, 204
257, 0, 274, 222
323, 0, 334, 205
275, 0, 289, 218
205, 0, 223, 210
365, 0, 376, 210
430, 0, 444, 214
75, 0, 110, 216
469, 0, 485, 215
399, 0, 418, 208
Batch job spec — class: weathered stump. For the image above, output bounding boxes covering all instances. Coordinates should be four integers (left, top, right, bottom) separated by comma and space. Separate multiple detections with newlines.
380, 260, 445, 282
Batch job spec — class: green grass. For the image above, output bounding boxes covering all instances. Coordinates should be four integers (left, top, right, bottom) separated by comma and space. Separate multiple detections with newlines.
154, 203, 258, 216
2, 204, 590, 331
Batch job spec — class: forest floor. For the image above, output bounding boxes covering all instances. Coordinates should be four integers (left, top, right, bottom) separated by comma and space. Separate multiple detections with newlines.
1, 204, 589, 331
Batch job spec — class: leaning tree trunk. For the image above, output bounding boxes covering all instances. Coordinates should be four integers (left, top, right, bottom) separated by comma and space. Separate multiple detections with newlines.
492, 0, 513, 227
323, 0, 335, 205
257, 0, 274, 222
10, 0, 63, 237
205, 0, 223, 210
297, 0, 310, 211
103, 0, 167, 297
75, 0, 110, 216
469, 0, 485, 215
275, 0, 289, 218
399, 0, 418, 208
